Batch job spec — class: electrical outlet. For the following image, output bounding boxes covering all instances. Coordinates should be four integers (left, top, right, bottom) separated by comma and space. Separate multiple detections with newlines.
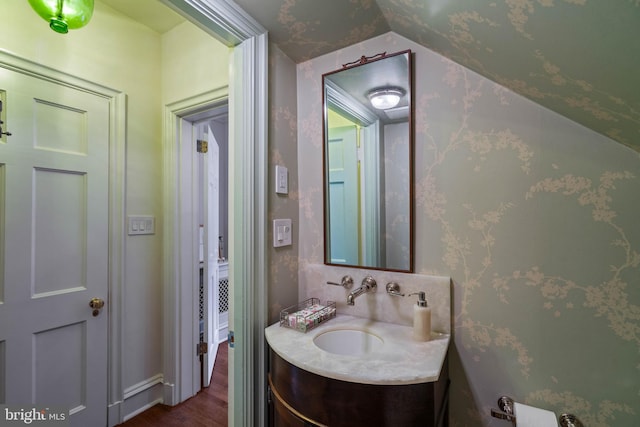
273, 219, 292, 247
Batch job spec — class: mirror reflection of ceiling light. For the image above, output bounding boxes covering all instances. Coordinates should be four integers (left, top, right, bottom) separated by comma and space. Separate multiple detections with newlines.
28, 0, 94, 34
368, 87, 405, 110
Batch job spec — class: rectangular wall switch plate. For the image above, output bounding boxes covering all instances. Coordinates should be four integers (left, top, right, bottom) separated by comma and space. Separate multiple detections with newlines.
273, 218, 292, 247
128, 215, 155, 235
275, 165, 288, 195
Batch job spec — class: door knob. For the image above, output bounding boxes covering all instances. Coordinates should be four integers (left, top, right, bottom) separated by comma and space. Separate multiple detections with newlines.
89, 298, 105, 316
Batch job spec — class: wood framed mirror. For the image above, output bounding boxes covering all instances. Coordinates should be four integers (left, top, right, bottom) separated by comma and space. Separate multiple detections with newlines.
322, 49, 413, 272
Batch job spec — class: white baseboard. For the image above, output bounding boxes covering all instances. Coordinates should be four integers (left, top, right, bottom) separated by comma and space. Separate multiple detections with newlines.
107, 401, 123, 427
163, 381, 177, 406
122, 397, 163, 422
107, 374, 165, 425
124, 374, 164, 400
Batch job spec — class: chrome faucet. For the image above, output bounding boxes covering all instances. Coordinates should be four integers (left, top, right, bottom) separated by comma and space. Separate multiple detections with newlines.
347, 276, 377, 305
326, 275, 354, 289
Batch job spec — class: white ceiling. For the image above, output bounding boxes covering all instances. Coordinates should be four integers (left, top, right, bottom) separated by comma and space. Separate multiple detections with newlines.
99, 0, 185, 34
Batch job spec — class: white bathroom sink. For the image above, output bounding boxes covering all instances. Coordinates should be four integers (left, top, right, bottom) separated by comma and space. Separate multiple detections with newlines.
313, 328, 384, 356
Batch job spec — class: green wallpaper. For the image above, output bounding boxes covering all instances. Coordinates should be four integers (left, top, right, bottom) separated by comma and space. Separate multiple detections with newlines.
294, 32, 640, 426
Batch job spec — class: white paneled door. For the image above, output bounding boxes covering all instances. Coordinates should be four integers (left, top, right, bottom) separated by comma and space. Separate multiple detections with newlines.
327, 125, 359, 265
0, 65, 109, 426
204, 125, 220, 389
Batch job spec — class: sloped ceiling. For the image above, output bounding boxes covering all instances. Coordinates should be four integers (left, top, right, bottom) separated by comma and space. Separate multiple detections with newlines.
99, 0, 639, 151
233, 0, 640, 152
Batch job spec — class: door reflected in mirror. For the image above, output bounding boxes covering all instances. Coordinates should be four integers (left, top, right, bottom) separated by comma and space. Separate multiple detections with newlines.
323, 50, 413, 272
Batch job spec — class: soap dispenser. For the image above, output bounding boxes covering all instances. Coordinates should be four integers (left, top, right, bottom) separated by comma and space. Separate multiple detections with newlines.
408, 292, 431, 342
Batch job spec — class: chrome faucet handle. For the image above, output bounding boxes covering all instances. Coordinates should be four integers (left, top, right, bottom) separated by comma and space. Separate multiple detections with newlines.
491, 396, 516, 426
385, 282, 404, 297
326, 275, 354, 289
361, 276, 377, 291
490, 409, 516, 425
559, 414, 583, 427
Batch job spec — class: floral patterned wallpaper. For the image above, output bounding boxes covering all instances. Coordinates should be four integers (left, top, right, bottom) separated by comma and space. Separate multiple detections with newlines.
235, 0, 640, 151
291, 32, 640, 426
268, 44, 301, 324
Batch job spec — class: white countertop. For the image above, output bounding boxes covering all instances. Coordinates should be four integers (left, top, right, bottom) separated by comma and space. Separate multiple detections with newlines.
265, 314, 450, 385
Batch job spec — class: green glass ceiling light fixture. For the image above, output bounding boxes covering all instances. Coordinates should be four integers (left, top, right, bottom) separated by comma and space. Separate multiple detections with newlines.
28, 0, 94, 34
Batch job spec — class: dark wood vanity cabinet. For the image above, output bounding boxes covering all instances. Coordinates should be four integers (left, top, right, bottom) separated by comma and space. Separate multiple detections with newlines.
267, 349, 449, 427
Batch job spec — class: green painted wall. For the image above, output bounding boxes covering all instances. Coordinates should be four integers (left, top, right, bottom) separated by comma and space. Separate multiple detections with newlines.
0, 1, 229, 419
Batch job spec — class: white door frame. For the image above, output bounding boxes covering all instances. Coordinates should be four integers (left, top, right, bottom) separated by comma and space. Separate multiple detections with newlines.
160, 1, 268, 426
162, 88, 228, 404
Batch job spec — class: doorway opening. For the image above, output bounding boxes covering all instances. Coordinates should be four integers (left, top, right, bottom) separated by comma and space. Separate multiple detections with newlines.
159, 4, 269, 425
185, 105, 230, 390
162, 88, 232, 406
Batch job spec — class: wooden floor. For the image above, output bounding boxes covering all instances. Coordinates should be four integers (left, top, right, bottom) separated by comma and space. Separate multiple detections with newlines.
117, 343, 228, 427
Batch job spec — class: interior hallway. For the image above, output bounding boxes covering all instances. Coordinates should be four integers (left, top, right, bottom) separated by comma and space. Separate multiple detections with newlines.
117, 344, 228, 427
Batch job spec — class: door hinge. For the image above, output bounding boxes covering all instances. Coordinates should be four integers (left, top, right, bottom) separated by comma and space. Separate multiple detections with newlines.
197, 342, 208, 356
0, 99, 12, 138
228, 331, 235, 348
197, 139, 208, 153
267, 385, 272, 405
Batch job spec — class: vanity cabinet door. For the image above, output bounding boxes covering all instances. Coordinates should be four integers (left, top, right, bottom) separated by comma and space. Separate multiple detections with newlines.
268, 376, 322, 427
268, 349, 449, 427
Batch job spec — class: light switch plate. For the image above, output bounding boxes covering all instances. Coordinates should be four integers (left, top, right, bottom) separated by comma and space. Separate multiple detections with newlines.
128, 215, 155, 235
275, 165, 288, 195
273, 218, 292, 247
